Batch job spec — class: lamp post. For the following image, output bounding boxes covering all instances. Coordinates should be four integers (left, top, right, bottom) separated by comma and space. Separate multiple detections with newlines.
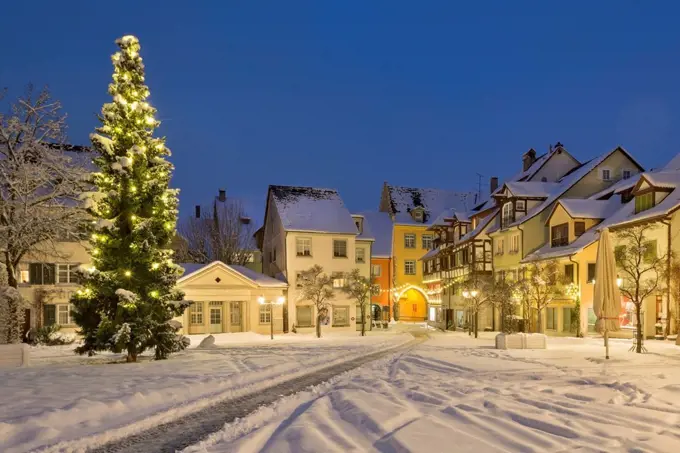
258, 295, 286, 340
462, 289, 479, 336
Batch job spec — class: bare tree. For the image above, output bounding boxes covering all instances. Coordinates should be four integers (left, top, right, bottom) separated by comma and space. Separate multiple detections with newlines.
177, 198, 255, 265
487, 278, 516, 334
342, 268, 378, 336
460, 271, 493, 338
298, 265, 334, 338
512, 276, 534, 332
615, 225, 667, 353
521, 260, 565, 333
0, 86, 88, 341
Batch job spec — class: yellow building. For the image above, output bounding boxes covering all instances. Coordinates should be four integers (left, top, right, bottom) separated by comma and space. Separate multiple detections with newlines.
379, 183, 482, 322
489, 146, 644, 298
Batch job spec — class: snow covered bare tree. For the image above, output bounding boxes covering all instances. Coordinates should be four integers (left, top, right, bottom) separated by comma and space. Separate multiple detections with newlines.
298, 265, 334, 338
520, 260, 566, 333
0, 86, 88, 342
177, 197, 255, 265
614, 225, 667, 353
342, 269, 378, 336
71, 36, 186, 362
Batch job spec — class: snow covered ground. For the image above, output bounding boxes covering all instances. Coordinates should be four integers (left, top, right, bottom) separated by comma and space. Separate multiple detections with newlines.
186, 332, 680, 453
0, 331, 413, 453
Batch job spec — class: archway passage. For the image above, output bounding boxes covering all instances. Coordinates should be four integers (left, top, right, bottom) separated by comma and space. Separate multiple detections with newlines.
399, 288, 427, 322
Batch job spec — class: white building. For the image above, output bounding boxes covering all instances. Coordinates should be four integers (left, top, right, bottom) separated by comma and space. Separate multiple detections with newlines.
262, 185, 373, 333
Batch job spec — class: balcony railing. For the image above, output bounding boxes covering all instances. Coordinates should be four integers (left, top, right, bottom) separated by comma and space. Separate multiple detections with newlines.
551, 237, 569, 248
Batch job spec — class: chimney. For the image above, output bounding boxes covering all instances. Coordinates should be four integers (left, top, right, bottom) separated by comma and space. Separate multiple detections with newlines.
490, 176, 499, 194
217, 189, 226, 202
522, 148, 537, 172
195, 205, 201, 219
553, 141, 564, 153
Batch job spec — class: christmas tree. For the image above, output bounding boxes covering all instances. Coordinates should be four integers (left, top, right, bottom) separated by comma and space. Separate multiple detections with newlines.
72, 36, 187, 362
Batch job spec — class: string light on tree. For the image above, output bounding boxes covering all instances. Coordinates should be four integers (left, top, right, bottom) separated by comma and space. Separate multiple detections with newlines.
70, 35, 186, 363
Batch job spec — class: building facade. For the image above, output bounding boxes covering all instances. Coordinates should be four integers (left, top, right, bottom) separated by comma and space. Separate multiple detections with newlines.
262, 186, 373, 333
378, 183, 481, 322
175, 261, 287, 336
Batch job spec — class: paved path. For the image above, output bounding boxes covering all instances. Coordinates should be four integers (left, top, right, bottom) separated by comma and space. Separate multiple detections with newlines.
90, 333, 427, 453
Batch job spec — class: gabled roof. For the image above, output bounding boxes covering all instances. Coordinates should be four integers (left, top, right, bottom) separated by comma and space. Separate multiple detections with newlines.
358, 211, 393, 258
384, 184, 480, 224
504, 146, 642, 229
459, 208, 498, 243
268, 185, 358, 234
636, 171, 680, 190
550, 198, 621, 222
501, 181, 560, 198
178, 261, 287, 287
589, 176, 639, 200
428, 208, 471, 230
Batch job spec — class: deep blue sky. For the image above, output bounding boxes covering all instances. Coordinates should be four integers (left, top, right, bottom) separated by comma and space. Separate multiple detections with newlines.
3, 1, 680, 224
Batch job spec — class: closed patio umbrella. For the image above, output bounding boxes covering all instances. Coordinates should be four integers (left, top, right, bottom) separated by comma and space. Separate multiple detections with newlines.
593, 227, 621, 359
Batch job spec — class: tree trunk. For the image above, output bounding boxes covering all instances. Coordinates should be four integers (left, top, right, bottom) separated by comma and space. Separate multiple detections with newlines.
635, 304, 643, 353
126, 346, 138, 362
316, 314, 321, 338
360, 304, 366, 337
536, 308, 543, 334
5, 256, 18, 289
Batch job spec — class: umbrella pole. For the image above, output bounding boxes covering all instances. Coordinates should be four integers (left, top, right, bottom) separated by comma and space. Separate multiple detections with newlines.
605, 329, 609, 360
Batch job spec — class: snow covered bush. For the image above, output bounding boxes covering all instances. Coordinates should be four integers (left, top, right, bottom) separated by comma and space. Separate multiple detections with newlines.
31, 324, 76, 346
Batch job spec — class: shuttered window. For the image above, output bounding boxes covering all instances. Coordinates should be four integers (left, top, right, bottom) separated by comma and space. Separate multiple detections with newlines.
29, 264, 56, 285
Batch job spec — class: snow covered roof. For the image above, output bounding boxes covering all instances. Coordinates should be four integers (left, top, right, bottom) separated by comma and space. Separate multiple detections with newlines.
385, 184, 480, 224
508, 150, 552, 182
505, 147, 641, 229
503, 181, 560, 198
663, 152, 680, 171
641, 171, 680, 189
589, 176, 639, 200
459, 208, 498, 243
359, 211, 393, 258
178, 261, 287, 287
269, 185, 358, 234
555, 198, 621, 221
419, 247, 440, 261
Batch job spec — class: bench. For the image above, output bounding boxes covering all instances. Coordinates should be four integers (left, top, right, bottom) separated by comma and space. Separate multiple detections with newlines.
0, 344, 30, 368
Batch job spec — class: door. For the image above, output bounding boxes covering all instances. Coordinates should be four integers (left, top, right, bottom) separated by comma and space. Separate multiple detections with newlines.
209, 302, 223, 333
230, 302, 242, 333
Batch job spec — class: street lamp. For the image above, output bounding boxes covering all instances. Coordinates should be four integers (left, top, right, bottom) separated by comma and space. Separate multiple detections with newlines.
258, 295, 286, 340
616, 276, 623, 288
462, 289, 479, 336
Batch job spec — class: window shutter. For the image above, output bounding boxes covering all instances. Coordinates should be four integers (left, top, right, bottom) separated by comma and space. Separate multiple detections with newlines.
29, 263, 41, 284
44, 305, 56, 326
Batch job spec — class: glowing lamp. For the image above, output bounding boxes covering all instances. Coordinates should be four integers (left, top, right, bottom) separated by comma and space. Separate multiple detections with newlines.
258, 296, 265, 304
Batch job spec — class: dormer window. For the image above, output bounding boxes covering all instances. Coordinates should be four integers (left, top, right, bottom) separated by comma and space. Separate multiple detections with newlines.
354, 217, 363, 234
411, 207, 424, 223
635, 192, 654, 213
501, 202, 513, 228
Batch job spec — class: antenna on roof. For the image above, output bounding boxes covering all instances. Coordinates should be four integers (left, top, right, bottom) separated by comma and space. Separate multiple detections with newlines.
475, 173, 484, 200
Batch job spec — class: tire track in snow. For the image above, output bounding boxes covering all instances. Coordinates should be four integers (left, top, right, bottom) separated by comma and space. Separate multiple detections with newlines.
83, 336, 426, 453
